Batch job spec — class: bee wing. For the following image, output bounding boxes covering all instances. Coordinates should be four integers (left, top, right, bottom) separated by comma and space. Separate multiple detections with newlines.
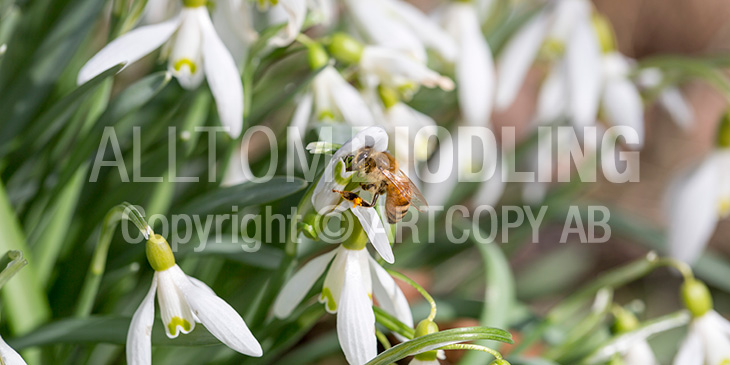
379, 168, 429, 212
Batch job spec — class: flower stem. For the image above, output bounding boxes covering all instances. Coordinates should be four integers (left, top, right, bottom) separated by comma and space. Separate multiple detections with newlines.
386, 269, 437, 322
656, 257, 695, 281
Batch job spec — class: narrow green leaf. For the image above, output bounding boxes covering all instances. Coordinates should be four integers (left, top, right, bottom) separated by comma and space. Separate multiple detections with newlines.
364, 327, 513, 365
0, 250, 27, 290
373, 306, 415, 340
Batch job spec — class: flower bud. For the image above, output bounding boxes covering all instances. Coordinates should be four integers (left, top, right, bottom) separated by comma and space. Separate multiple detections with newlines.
412, 319, 440, 361
146, 234, 176, 272
299, 213, 324, 240
307, 43, 329, 70
612, 306, 639, 334
183, 0, 207, 7
328, 33, 364, 65
681, 278, 713, 318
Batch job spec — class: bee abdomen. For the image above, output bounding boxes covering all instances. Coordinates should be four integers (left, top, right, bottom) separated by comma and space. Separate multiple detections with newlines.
386, 202, 410, 223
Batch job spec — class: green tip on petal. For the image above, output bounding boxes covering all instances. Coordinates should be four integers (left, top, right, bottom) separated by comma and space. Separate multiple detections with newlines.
321, 287, 337, 312
146, 234, 176, 272
174, 58, 197, 74
681, 278, 713, 318
299, 213, 324, 240
328, 33, 364, 65
167, 316, 192, 336
183, 0, 207, 7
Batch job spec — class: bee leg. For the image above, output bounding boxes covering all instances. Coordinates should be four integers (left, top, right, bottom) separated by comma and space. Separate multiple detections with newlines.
333, 190, 367, 208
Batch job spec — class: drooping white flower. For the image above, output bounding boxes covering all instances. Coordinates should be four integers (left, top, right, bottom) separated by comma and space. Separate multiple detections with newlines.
359, 46, 455, 93
128, 234, 262, 364
622, 340, 659, 365
667, 150, 730, 263
273, 246, 412, 365
674, 310, 730, 365
495, 0, 603, 128
442, 1, 495, 127
600, 52, 645, 147
343, 0, 457, 63
637, 67, 694, 130
311, 126, 396, 263
0, 333, 26, 365
77, 3, 244, 137
213, 0, 257, 64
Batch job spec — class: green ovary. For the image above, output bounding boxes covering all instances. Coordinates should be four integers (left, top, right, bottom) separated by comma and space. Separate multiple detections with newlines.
168, 317, 192, 336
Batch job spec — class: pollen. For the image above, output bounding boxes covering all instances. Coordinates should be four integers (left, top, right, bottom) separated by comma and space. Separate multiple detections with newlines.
167, 317, 192, 337
352, 197, 363, 208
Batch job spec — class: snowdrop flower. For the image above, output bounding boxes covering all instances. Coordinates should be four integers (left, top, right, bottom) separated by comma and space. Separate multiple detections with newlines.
496, 0, 603, 127
0, 333, 26, 365
600, 52, 644, 147
637, 67, 694, 130
674, 279, 730, 365
127, 234, 262, 364
667, 136, 730, 264
213, 0, 257, 64
311, 126, 397, 263
343, 0, 457, 62
78, 0, 244, 137
328, 33, 454, 96
273, 224, 412, 365
442, 0, 495, 127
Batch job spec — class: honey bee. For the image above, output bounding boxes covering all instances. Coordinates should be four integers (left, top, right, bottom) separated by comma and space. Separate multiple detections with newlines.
333, 146, 428, 223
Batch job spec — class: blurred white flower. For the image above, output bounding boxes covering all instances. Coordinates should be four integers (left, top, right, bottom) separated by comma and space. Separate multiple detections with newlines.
622, 340, 658, 365
496, 0, 603, 128
442, 1, 496, 127
601, 52, 645, 147
0, 333, 26, 365
667, 150, 730, 264
311, 127, 395, 263
78, 4, 244, 137
637, 67, 694, 130
674, 310, 730, 365
213, 0, 257, 64
128, 235, 261, 364
359, 46, 454, 93
273, 246, 412, 365
343, 0, 457, 62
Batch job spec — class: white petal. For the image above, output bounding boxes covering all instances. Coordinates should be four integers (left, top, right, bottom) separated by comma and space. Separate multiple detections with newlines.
321, 247, 348, 313
565, 16, 602, 127
337, 250, 377, 365
385, 0, 458, 61
660, 87, 694, 130
602, 78, 645, 148
369, 257, 412, 329
696, 312, 730, 364
312, 127, 389, 214
351, 206, 394, 264
717, 150, 730, 218
0, 334, 26, 365
673, 328, 703, 365
473, 152, 506, 207
343, 0, 427, 62
667, 154, 719, 264
495, 12, 548, 110
448, 3, 495, 126
156, 268, 196, 338
536, 61, 568, 123
176, 268, 263, 357
126, 276, 158, 365
324, 67, 376, 126
269, 0, 307, 47
549, 0, 591, 41
199, 9, 244, 138
623, 340, 658, 365
169, 9, 204, 89
213, 0, 257, 65
77, 17, 180, 85
274, 249, 339, 318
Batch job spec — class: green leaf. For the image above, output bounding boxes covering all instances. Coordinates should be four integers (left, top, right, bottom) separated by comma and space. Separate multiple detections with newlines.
0, 250, 27, 290
364, 327, 513, 365
373, 306, 415, 340
8, 316, 222, 350
0, 180, 51, 334
174, 177, 308, 216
